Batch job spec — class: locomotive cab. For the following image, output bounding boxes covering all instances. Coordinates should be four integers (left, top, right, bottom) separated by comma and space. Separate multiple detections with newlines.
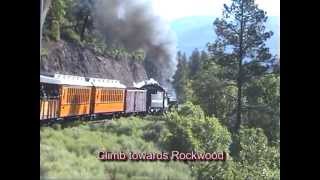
140, 83, 167, 114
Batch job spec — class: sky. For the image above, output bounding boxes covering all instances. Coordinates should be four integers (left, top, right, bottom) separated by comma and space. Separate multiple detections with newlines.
149, 0, 280, 22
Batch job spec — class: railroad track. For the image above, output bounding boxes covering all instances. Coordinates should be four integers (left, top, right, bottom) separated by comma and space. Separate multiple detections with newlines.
40, 113, 166, 127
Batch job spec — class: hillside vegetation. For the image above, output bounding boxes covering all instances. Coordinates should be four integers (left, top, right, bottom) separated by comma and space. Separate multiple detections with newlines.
40, 103, 279, 179
40, 116, 193, 180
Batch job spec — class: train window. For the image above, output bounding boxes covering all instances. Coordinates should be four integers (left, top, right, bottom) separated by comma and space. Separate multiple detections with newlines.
102, 90, 105, 102
112, 90, 114, 102
103, 90, 105, 102
65, 89, 68, 103
80, 89, 82, 104
100, 90, 102, 102
86, 89, 89, 103
68, 88, 71, 104
108, 90, 111, 103
100, 90, 103, 102
112, 90, 115, 102
86, 89, 88, 103
101, 90, 104, 102
107, 90, 109, 102
114, 90, 116, 102
72, 88, 74, 103
79, 89, 81, 104
85, 89, 87, 103
67, 89, 70, 104
69, 88, 71, 101
83, 89, 85, 104
73, 89, 76, 104
81, 89, 84, 104
80, 89, 82, 103
74, 89, 77, 104
75, 89, 78, 104
114, 90, 118, 102
79, 89, 82, 104
108, 90, 110, 102
116, 90, 119, 102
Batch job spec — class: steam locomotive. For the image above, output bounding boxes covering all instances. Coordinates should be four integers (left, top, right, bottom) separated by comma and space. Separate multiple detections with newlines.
40, 74, 177, 122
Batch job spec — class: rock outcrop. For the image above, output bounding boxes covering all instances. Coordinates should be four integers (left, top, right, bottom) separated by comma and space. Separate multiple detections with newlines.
40, 40, 148, 86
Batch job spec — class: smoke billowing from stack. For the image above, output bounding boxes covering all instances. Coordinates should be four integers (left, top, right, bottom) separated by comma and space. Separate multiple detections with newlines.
92, 0, 177, 91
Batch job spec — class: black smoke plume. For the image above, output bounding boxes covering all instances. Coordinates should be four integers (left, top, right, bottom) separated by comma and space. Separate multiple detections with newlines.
92, 0, 177, 90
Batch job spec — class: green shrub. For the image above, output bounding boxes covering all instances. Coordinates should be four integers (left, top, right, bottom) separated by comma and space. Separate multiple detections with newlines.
61, 29, 81, 44
50, 20, 60, 41
40, 48, 48, 56
164, 101, 232, 152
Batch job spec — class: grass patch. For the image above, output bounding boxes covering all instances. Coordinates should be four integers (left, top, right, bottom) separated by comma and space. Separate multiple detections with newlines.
40, 116, 193, 180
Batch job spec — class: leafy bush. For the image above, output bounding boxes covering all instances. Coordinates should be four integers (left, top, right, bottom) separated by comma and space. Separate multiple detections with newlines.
164, 101, 232, 153
236, 127, 280, 179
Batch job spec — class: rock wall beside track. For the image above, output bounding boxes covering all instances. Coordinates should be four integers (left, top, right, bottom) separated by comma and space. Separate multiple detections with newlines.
40, 40, 148, 86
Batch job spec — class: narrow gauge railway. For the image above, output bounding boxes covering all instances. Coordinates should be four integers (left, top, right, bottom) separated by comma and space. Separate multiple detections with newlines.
40, 74, 177, 126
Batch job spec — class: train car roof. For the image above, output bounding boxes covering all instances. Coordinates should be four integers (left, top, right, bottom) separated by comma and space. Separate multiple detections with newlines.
126, 88, 147, 91
88, 77, 126, 88
40, 74, 93, 87
141, 84, 166, 91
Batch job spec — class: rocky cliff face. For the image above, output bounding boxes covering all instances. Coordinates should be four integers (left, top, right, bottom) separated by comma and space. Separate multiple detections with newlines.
40, 40, 148, 86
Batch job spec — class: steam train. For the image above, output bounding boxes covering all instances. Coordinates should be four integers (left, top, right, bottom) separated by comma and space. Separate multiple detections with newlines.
40, 74, 177, 122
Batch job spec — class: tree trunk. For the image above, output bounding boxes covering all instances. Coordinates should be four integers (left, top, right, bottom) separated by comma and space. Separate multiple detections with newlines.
235, 0, 245, 132
80, 15, 89, 42
40, 0, 52, 49
235, 75, 242, 131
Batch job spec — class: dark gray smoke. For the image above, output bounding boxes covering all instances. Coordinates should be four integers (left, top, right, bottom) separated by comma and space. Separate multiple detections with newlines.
92, 0, 177, 90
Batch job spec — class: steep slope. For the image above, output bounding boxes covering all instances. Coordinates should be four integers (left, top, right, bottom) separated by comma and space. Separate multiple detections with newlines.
40, 40, 148, 86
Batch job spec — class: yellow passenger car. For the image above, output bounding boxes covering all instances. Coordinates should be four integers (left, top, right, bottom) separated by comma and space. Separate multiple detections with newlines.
59, 85, 92, 117
89, 78, 126, 114
40, 74, 93, 120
